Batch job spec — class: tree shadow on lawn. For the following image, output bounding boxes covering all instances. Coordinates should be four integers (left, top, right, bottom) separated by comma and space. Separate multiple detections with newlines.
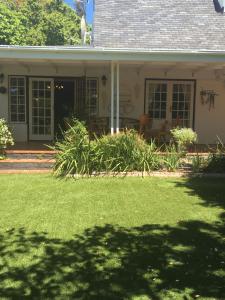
175, 177, 225, 210
0, 222, 224, 299
0, 177, 225, 299
175, 177, 225, 238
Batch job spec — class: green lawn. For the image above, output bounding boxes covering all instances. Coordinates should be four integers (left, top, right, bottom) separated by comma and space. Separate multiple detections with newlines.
0, 175, 224, 300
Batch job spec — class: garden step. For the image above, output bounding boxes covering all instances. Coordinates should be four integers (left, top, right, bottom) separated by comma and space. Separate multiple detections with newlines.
0, 150, 56, 173
5, 150, 56, 160
0, 162, 54, 170
0, 156, 54, 171
0, 158, 54, 163
0, 169, 52, 174
5, 149, 56, 154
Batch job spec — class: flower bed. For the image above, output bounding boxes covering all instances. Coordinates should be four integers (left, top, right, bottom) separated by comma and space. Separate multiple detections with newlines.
51, 119, 203, 177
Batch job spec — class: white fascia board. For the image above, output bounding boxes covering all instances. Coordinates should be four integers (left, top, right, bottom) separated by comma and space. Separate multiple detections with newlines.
0, 45, 225, 63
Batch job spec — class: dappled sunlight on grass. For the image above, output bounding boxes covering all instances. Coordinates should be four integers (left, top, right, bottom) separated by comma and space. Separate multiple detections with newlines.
0, 220, 224, 299
0, 175, 224, 299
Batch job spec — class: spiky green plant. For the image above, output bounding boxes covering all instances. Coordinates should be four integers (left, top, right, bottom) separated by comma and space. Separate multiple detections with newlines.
52, 122, 162, 177
190, 154, 207, 173
93, 130, 161, 174
163, 144, 182, 172
51, 119, 94, 177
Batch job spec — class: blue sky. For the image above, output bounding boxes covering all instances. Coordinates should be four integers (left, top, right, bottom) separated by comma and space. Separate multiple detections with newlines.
64, 0, 94, 24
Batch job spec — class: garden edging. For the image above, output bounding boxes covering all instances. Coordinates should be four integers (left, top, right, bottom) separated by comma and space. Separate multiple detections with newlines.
68, 171, 225, 178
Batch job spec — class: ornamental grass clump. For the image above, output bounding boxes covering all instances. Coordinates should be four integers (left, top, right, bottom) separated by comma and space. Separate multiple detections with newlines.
52, 120, 162, 177
52, 119, 94, 177
94, 131, 161, 174
162, 143, 183, 172
191, 154, 208, 173
0, 119, 14, 157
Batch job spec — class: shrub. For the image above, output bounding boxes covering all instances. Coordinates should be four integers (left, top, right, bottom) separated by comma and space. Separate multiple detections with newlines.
202, 153, 225, 173
170, 127, 197, 152
52, 121, 162, 177
94, 131, 161, 174
0, 119, 14, 154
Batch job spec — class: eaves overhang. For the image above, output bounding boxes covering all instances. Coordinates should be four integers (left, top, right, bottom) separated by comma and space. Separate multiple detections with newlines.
0, 45, 225, 63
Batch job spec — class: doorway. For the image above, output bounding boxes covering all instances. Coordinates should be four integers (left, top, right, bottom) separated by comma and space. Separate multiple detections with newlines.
28, 77, 98, 141
54, 80, 75, 137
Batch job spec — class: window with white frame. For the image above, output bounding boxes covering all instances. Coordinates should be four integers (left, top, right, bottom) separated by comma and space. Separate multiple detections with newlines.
145, 80, 194, 128
9, 76, 26, 123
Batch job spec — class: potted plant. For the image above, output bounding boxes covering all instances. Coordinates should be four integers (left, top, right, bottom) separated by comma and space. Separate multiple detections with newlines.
170, 127, 197, 154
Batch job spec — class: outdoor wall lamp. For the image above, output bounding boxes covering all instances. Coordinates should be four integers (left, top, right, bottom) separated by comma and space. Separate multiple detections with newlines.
0, 86, 7, 94
101, 75, 107, 86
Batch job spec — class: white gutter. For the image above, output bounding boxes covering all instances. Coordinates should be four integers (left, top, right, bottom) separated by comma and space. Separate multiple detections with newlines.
1, 44, 225, 54
0, 45, 225, 63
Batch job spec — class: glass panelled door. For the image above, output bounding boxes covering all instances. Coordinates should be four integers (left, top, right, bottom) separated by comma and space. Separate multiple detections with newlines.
146, 81, 168, 129
171, 82, 194, 128
145, 80, 194, 129
29, 78, 54, 140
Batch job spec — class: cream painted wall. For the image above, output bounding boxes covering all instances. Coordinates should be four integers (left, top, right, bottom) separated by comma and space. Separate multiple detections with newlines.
115, 66, 225, 144
0, 62, 225, 144
0, 71, 8, 120
195, 80, 225, 144
0, 63, 107, 142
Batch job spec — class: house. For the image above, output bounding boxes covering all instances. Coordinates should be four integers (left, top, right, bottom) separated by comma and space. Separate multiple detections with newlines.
0, 0, 225, 144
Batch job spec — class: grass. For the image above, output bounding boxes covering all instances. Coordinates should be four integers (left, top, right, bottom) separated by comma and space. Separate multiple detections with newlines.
0, 175, 225, 299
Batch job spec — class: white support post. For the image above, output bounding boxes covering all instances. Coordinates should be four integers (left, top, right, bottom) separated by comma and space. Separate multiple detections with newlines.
116, 63, 120, 134
111, 62, 115, 135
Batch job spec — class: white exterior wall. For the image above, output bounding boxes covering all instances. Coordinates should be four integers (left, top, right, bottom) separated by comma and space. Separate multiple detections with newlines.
0, 62, 225, 144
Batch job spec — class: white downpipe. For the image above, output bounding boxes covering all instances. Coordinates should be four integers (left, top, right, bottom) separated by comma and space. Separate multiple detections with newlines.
111, 62, 115, 135
116, 63, 120, 133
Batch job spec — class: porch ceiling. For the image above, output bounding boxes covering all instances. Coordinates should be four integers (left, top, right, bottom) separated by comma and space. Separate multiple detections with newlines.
1, 59, 225, 75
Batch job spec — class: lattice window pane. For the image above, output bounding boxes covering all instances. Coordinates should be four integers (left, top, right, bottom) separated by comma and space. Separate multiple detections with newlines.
9, 77, 26, 123
147, 83, 168, 119
86, 78, 98, 117
172, 83, 191, 127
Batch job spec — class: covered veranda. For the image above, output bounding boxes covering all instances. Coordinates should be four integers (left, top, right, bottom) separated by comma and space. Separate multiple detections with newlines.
1, 46, 225, 145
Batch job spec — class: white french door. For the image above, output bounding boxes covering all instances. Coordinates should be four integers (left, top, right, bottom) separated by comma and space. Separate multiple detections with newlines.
145, 80, 194, 129
29, 78, 54, 140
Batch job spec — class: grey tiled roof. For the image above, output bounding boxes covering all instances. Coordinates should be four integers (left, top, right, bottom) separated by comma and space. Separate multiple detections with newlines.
93, 0, 225, 51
